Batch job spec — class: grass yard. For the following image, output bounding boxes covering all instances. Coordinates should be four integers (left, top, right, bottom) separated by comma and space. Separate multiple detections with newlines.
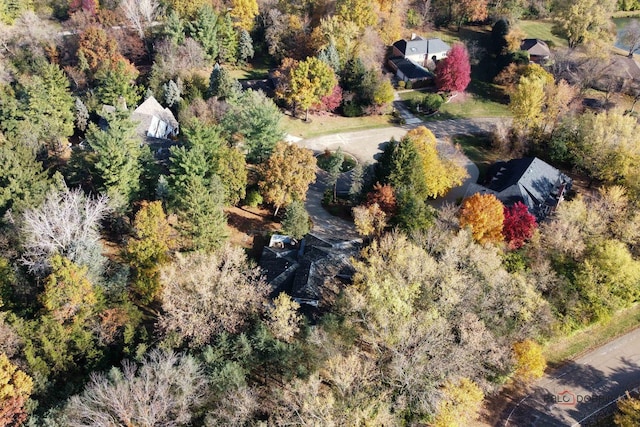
544, 304, 640, 366
452, 133, 503, 179
518, 20, 567, 48
399, 85, 510, 120
228, 55, 273, 80
282, 113, 393, 139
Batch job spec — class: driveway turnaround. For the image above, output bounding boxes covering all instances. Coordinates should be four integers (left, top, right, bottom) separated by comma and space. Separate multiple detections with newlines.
504, 326, 640, 426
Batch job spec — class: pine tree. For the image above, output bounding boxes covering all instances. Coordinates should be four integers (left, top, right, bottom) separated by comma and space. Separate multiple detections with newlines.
175, 175, 228, 251
162, 79, 182, 107
0, 139, 51, 217
85, 111, 143, 206
317, 42, 341, 73
164, 10, 185, 44
217, 13, 238, 64
95, 60, 141, 108
281, 201, 311, 239
188, 5, 219, 61
74, 98, 89, 132
208, 64, 242, 100
237, 29, 255, 63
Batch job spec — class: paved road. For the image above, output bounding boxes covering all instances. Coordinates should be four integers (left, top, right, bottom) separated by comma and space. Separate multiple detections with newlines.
504, 327, 640, 426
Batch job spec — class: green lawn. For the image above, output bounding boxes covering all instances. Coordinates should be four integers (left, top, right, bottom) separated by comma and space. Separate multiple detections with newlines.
228, 55, 273, 80
518, 20, 568, 48
282, 113, 394, 139
452, 133, 503, 179
399, 85, 510, 120
544, 304, 640, 366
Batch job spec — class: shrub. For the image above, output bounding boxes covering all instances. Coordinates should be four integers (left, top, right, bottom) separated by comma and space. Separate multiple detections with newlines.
405, 80, 413, 89
397, 80, 406, 89
423, 93, 444, 112
342, 101, 363, 117
245, 190, 263, 207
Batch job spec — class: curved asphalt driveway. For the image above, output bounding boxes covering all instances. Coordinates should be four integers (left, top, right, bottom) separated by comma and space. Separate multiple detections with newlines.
297, 117, 506, 216
504, 326, 640, 426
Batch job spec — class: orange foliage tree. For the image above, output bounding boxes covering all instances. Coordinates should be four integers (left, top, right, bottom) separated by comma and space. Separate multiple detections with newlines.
78, 25, 126, 73
366, 183, 397, 216
459, 193, 504, 244
0, 353, 33, 427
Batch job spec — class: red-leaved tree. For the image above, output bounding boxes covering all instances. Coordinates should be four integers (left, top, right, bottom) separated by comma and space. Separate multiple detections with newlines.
435, 43, 471, 93
503, 202, 537, 250
313, 84, 342, 113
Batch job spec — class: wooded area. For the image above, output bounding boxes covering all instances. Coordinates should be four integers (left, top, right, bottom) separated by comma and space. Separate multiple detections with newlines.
0, 0, 640, 425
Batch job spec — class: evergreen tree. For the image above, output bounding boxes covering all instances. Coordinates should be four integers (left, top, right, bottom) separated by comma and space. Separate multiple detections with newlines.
0, 138, 51, 217
317, 42, 341, 73
85, 111, 143, 206
164, 10, 185, 44
188, 5, 219, 61
217, 13, 238, 64
95, 60, 141, 108
162, 79, 182, 107
14, 62, 76, 151
237, 29, 255, 63
223, 90, 284, 163
74, 97, 89, 132
175, 175, 228, 251
208, 64, 242, 100
281, 201, 311, 239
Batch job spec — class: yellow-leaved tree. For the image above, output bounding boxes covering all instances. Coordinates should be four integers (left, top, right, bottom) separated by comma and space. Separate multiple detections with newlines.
230, 0, 259, 31
434, 377, 484, 427
406, 126, 468, 198
513, 340, 546, 384
259, 142, 317, 216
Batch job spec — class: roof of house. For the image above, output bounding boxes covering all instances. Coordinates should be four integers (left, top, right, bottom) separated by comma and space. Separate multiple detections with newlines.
132, 96, 179, 138
259, 233, 361, 308
610, 55, 640, 80
466, 157, 572, 220
389, 57, 434, 80
520, 39, 551, 57
392, 36, 450, 56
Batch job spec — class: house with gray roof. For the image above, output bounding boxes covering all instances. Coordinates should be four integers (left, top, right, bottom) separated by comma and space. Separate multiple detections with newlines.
465, 157, 572, 220
388, 34, 450, 82
259, 233, 361, 309
392, 35, 451, 67
132, 96, 179, 140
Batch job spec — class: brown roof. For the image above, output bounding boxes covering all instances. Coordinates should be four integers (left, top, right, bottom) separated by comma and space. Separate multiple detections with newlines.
520, 39, 551, 57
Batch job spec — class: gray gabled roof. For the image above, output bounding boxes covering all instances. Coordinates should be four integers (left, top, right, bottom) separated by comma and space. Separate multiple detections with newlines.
389, 58, 434, 79
468, 157, 572, 220
392, 36, 450, 56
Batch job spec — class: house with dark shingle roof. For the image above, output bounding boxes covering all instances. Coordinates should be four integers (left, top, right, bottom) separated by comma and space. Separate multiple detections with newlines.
259, 233, 361, 309
520, 39, 551, 64
465, 157, 572, 220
